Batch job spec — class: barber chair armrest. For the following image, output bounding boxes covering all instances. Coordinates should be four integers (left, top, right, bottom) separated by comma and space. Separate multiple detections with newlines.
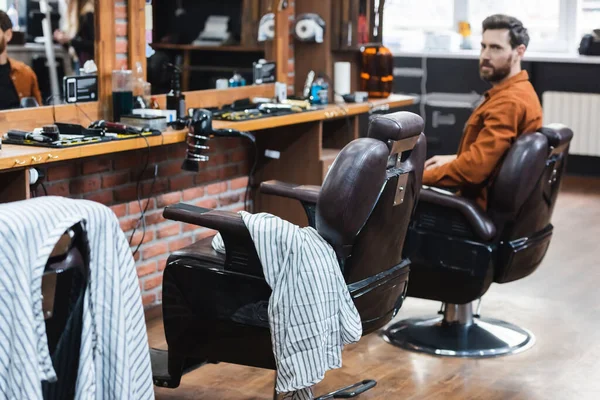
259, 180, 321, 204
164, 203, 264, 276
420, 187, 497, 241
163, 203, 248, 236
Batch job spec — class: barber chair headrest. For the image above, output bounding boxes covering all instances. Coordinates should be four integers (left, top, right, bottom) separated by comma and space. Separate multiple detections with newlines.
367, 111, 424, 150
539, 124, 573, 154
316, 138, 389, 257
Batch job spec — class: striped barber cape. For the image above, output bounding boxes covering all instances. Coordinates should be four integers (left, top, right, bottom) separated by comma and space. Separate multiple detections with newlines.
0, 196, 154, 400
212, 211, 362, 399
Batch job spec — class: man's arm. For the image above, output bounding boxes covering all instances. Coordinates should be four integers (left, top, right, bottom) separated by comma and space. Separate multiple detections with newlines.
423, 100, 521, 187
30, 70, 43, 106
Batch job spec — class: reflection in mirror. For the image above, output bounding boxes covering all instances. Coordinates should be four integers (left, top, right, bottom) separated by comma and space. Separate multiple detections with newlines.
0, 0, 96, 110
146, 0, 267, 95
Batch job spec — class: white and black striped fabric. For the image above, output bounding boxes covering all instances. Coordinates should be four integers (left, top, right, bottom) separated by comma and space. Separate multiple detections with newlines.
0, 196, 154, 400
213, 211, 362, 399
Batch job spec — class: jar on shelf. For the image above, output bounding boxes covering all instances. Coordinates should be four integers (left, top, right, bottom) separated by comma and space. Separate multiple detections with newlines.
359, 43, 394, 98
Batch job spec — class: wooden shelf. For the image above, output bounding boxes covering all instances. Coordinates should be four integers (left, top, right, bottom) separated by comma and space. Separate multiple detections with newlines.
0, 95, 415, 171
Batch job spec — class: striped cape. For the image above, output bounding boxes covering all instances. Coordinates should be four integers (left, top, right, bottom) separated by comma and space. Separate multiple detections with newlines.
213, 211, 362, 398
0, 196, 154, 400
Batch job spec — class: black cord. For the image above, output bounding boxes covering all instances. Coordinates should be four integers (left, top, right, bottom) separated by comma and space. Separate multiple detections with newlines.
73, 101, 93, 124
41, 182, 48, 196
244, 139, 259, 212
129, 134, 156, 258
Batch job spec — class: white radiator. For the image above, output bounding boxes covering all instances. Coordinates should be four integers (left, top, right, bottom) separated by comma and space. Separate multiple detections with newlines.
542, 91, 600, 157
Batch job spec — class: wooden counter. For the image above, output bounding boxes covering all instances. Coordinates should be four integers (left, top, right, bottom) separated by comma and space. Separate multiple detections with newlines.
0, 95, 414, 172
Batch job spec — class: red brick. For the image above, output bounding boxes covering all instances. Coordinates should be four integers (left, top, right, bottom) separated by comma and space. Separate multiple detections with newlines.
115, 4, 127, 19
170, 175, 195, 191
142, 179, 169, 198
114, 153, 141, 170
168, 237, 193, 252
157, 257, 168, 272
182, 187, 205, 201
194, 198, 218, 209
102, 171, 130, 189
145, 210, 166, 226
219, 193, 241, 206
142, 242, 168, 260
114, 185, 139, 202
82, 159, 111, 175
230, 177, 249, 190
183, 223, 200, 232
84, 191, 113, 205
116, 39, 128, 54
219, 165, 239, 180
157, 223, 181, 239
206, 182, 227, 195
149, 148, 170, 164
137, 261, 157, 278
129, 230, 155, 247
159, 161, 185, 177
70, 176, 101, 194
133, 251, 140, 261
195, 169, 220, 185
157, 192, 181, 208
120, 217, 140, 232
143, 275, 163, 291
115, 22, 127, 37
142, 293, 156, 306
46, 164, 79, 181
129, 198, 155, 215
168, 144, 188, 159
195, 229, 217, 242
115, 58, 128, 70
207, 153, 227, 167
230, 149, 248, 163
110, 204, 127, 218
46, 181, 70, 196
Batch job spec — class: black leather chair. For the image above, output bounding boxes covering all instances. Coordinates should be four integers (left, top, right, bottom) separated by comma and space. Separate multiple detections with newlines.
150, 112, 427, 398
382, 124, 573, 358
42, 223, 89, 400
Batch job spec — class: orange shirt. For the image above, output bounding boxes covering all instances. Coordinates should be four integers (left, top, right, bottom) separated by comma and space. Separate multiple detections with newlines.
422, 70, 543, 210
8, 58, 43, 106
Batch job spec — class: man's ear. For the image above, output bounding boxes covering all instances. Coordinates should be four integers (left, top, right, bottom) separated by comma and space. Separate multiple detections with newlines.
516, 44, 526, 58
5, 29, 13, 44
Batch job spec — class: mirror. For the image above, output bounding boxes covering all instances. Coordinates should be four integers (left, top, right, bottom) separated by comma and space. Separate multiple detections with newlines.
0, 0, 97, 110
146, 0, 269, 95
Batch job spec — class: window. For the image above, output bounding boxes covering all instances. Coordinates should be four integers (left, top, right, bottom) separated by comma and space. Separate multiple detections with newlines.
579, 0, 600, 38
469, 0, 562, 51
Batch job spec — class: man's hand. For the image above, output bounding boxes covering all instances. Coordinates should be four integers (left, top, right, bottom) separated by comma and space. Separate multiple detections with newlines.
424, 155, 457, 171
53, 30, 70, 45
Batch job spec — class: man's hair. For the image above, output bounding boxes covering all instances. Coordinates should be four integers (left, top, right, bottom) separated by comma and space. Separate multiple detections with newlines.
482, 14, 530, 49
0, 10, 13, 32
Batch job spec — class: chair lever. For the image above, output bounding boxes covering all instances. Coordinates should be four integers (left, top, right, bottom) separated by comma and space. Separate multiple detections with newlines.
315, 379, 377, 399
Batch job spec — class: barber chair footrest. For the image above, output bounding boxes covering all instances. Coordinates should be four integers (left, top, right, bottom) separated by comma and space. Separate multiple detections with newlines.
315, 380, 377, 400
150, 348, 209, 388
382, 316, 535, 358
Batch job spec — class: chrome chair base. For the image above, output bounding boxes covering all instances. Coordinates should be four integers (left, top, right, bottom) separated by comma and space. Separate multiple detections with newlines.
382, 302, 535, 358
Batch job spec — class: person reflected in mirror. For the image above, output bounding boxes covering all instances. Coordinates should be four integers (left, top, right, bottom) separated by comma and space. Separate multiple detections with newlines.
0, 10, 42, 110
422, 14, 543, 211
54, 0, 95, 72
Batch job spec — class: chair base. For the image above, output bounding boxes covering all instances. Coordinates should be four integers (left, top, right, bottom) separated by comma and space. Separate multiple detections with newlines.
382, 303, 535, 358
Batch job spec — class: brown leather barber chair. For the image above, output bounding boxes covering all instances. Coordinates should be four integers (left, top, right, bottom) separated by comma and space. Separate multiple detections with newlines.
382, 124, 573, 358
150, 111, 427, 398
42, 223, 89, 399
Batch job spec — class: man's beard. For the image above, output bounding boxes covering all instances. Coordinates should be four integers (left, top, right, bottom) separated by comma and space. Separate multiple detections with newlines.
479, 55, 512, 83
0, 36, 6, 55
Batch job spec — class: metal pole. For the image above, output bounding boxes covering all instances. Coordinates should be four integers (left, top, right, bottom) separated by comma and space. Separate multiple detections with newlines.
39, 0, 60, 103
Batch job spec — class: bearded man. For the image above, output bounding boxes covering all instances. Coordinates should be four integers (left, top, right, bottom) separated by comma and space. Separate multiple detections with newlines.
0, 10, 43, 110
422, 14, 543, 210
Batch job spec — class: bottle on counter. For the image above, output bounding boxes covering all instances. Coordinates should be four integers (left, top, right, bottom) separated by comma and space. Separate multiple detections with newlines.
228, 72, 246, 88
166, 65, 186, 119
359, 43, 394, 98
149, 96, 160, 110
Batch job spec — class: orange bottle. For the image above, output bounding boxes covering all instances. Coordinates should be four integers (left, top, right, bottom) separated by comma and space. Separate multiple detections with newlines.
359, 43, 394, 98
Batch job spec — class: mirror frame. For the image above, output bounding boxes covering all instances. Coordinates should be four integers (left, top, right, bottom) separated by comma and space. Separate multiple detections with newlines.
0, 0, 115, 131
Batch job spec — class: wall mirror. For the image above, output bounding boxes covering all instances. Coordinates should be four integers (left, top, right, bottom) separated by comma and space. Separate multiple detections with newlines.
1, 0, 98, 108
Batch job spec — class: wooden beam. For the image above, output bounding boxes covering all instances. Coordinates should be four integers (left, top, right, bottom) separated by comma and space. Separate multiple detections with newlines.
96, 0, 116, 121
272, 0, 291, 83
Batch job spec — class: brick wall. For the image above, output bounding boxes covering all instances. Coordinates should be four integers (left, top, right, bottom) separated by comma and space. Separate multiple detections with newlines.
37, 139, 251, 308
115, 1, 129, 70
